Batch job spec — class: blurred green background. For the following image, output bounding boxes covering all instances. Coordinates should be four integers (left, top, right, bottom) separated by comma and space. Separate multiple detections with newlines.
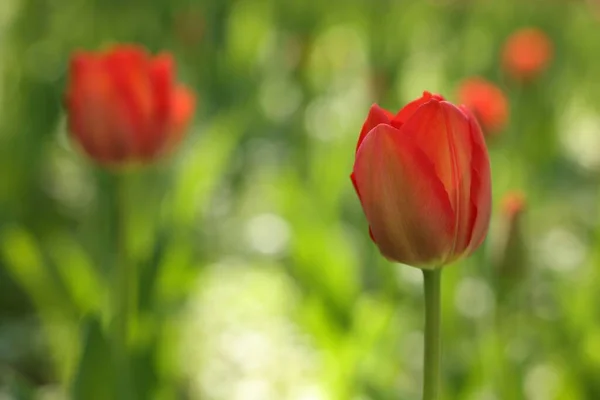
1, 0, 600, 399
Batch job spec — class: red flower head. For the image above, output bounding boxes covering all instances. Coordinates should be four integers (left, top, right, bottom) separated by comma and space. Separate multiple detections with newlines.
351, 92, 492, 269
502, 28, 553, 82
65, 44, 195, 167
457, 77, 509, 136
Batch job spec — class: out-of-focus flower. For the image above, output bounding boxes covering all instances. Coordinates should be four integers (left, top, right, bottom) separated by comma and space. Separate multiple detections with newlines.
457, 77, 509, 136
502, 28, 553, 82
350, 91, 492, 269
65, 44, 195, 167
493, 192, 527, 300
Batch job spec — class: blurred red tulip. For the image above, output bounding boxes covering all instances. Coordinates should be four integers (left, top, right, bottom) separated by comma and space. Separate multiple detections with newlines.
494, 191, 528, 297
457, 77, 509, 136
502, 28, 553, 82
351, 92, 492, 268
65, 45, 195, 167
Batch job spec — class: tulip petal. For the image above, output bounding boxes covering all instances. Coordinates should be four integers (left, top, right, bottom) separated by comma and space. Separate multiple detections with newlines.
167, 86, 195, 148
350, 172, 377, 244
399, 100, 475, 256
67, 54, 103, 160
461, 106, 492, 253
67, 54, 131, 163
350, 172, 362, 205
353, 123, 454, 266
390, 91, 445, 128
443, 104, 477, 256
356, 104, 393, 153
104, 45, 154, 160
148, 54, 174, 158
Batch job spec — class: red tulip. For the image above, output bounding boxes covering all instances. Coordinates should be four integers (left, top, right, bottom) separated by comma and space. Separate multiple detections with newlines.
494, 191, 527, 295
351, 92, 492, 268
65, 44, 195, 167
457, 77, 509, 136
502, 28, 553, 82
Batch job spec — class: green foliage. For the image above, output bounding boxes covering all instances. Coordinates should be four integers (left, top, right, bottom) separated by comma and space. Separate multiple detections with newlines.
71, 316, 116, 400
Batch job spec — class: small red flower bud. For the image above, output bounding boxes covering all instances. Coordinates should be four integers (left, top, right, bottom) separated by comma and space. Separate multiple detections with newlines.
457, 77, 509, 136
493, 191, 528, 300
501, 191, 526, 220
351, 92, 492, 269
65, 44, 195, 167
502, 28, 553, 82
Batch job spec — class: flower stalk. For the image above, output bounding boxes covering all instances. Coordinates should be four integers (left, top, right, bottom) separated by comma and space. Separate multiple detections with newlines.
422, 269, 442, 400
112, 173, 135, 399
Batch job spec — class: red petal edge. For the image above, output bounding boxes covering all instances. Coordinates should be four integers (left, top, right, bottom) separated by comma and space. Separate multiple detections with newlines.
351, 172, 377, 244
356, 104, 393, 153
461, 105, 492, 254
391, 91, 446, 129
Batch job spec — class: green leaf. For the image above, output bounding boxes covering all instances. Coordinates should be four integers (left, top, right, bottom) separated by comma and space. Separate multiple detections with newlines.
0, 226, 79, 380
171, 111, 246, 227
5, 370, 35, 400
44, 233, 105, 315
71, 316, 117, 400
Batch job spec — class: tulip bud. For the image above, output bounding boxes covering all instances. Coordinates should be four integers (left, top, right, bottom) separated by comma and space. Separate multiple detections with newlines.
502, 28, 553, 83
492, 192, 528, 301
351, 91, 492, 269
457, 77, 509, 137
65, 44, 196, 167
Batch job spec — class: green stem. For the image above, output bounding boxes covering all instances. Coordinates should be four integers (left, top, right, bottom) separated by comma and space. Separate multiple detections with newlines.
422, 269, 442, 400
115, 175, 129, 351
112, 173, 134, 399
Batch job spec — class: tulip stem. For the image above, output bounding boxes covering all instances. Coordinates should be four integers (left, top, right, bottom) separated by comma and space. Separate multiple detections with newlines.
112, 173, 134, 399
422, 269, 442, 400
